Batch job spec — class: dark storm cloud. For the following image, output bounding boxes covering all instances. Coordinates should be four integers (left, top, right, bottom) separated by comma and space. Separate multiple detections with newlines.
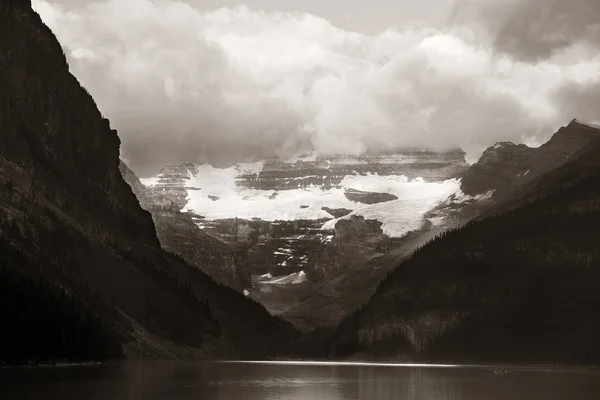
451, 0, 600, 61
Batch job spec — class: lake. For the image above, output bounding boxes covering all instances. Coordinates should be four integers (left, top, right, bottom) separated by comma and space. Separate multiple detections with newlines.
1, 361, 599, 399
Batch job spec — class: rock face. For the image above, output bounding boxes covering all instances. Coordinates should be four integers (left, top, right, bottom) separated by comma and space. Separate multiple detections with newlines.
322, 207, 353, 218
461, 119, 600, 200
460, 142, 534, 196
344, 189, 398, 204
0, 0, 293, 364
334, 216, 383, 239
432, 119, 600, 228
240, 151, 468, 191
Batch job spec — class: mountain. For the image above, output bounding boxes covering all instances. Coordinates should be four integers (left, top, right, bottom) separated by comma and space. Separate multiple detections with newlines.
0, 0, 294, 365
331, 122, 600, 365
427, 118, 600, 229
127, 152, 470, 329
461, 119, 600, 201
131, 120, 600, 332
483, 120, 600, 215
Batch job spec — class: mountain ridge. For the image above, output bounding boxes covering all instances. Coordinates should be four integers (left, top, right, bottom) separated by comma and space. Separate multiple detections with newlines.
461, 118, 600, 198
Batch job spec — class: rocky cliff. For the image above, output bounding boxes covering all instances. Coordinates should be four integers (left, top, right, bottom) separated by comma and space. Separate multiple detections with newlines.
461, 119, 600, 199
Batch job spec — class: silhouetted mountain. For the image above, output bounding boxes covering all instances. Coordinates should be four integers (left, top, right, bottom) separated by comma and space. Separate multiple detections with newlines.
331, 123, 600, 365
0, 0, 295, 365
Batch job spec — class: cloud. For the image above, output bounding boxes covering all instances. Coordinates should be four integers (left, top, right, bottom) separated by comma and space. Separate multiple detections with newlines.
34, 0, 600, 176
450, 0, 600, 61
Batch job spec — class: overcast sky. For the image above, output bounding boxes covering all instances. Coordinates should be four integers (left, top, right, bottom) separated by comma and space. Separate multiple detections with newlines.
34, 0, 600, 176
38, 0, 454, 33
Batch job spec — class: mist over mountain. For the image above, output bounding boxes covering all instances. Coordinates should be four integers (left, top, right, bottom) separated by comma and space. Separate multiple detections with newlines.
33, 0, 600, 176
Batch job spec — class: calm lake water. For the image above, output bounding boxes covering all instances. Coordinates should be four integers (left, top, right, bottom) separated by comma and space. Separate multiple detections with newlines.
1, 361, 599, 399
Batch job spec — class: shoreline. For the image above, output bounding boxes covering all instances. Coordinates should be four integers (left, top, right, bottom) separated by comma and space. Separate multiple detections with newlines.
3, 358, 598, 372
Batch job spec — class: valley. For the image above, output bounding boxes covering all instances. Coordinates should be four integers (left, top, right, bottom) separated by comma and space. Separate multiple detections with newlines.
126, 151, 471, 328
3, 0, 600, 369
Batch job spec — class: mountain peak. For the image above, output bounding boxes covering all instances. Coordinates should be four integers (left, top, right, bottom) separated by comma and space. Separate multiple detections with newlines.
460, 118, 600, 198
569, 118, 600, 129
477, 141, 532, 164
541, 118, 600, 155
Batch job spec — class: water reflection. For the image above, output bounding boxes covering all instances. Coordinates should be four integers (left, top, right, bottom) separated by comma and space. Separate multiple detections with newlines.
1, 361, 599, 399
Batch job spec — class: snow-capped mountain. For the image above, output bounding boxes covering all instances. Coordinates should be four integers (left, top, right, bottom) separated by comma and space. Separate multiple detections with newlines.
127, 150, 473, 326
141, 153, 465, 237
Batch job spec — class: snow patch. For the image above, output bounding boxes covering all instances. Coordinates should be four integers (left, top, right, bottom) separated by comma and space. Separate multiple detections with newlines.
322, 178, 461, 237
243, 289, 250, 296
320, 235, 334, 244
427, 217, 446, 227
452, 189, 496, 204
141, 162, 464, 238
260, 271, 308, 285
139, 177, 161, 187
182, 176, 351, 221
